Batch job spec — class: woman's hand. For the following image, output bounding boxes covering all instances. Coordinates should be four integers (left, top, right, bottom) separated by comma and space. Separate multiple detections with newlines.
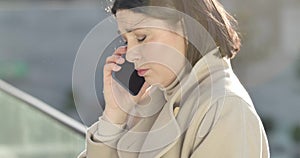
102, 46, 150, 124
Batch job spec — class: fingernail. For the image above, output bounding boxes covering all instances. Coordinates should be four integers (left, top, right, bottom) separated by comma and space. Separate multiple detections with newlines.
117, 58, 125, 64
113, 65, 121, 71
121, 46, 127, 51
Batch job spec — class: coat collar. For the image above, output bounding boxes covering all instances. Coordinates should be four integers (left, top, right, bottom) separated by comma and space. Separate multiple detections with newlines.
117, 47, 231, 157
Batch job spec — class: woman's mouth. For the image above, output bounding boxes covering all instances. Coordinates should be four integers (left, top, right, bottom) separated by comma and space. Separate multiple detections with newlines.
136, 69, 149, 76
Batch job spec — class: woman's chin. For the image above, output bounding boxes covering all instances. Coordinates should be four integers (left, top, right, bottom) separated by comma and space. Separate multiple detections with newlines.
144, 78, 163, 88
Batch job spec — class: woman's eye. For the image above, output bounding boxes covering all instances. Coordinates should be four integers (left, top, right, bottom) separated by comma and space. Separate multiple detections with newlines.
137, 35, 146, 42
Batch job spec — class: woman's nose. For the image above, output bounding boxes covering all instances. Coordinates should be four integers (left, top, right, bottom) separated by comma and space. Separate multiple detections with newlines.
125, 42, 141, 63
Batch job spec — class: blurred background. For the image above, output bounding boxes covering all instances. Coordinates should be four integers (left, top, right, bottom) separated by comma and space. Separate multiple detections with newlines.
0, 0, 299, 157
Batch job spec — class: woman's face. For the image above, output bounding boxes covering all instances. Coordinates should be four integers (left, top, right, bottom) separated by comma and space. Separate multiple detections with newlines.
116, 9, 187, 88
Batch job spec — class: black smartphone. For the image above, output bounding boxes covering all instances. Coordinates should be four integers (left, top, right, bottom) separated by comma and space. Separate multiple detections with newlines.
112, 55, 145, 96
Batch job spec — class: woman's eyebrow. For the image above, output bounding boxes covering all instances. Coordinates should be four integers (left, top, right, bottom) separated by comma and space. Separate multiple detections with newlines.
117, 28, 145, 35
117, 28, 148, 40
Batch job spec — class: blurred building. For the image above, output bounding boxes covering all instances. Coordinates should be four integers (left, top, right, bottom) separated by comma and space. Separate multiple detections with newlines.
225, 0, 300, 157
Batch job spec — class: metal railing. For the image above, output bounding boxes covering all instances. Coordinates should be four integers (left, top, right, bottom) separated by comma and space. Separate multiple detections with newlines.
0, 79, 86, 137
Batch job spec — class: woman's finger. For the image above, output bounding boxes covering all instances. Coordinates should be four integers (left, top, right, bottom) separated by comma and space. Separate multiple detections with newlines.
105, 55, 125, 64
137, 82, 150, 98
103, 63, 121, 79
113, 46, 127, 56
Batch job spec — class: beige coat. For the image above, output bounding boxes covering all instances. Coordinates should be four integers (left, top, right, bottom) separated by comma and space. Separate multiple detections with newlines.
78, 48, 270, 158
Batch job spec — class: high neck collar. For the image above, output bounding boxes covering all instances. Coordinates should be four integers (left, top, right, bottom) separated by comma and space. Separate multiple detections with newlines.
158, 62, 191, 103
157, 47, 226, 103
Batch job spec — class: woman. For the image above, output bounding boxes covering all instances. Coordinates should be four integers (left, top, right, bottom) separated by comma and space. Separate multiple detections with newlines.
78, 0, 269, 157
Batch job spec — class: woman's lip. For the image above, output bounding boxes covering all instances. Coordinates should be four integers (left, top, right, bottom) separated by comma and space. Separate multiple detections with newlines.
136, 69, 149, 76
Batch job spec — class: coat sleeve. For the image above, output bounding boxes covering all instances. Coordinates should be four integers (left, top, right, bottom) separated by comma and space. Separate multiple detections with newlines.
78, 87, 165, 158
77, 116, 127, 158
190, 96, 270, 158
